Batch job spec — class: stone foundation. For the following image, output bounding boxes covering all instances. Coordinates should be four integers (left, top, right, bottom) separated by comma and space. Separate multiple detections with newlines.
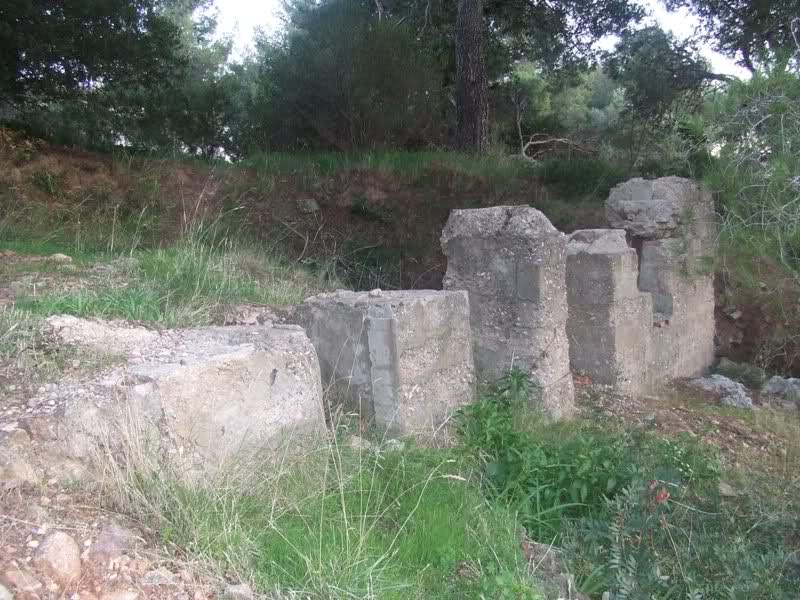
8, 321, 326, 483
297, 289, 475, 439
440, 206, 575, 418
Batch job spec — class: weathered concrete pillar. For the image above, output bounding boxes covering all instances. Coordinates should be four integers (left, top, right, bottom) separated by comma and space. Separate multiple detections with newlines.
441, 206, 574, 418
607, 177, 716, 385
297, 290, 475, 440
566, 229, 652, 393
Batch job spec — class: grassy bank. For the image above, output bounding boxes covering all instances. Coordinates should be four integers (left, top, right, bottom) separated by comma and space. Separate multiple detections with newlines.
95, 421, 543, 600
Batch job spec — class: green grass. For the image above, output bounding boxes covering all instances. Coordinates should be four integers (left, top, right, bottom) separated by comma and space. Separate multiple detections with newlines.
456, 371, 800, 598
12, 235, 337, 326
96, 425, 543, 600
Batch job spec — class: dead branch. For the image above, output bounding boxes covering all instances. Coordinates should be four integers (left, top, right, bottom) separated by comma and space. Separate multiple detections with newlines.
519, 132, 596, 158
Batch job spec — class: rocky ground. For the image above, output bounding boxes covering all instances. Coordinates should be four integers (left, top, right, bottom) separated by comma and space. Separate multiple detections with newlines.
0, 254, 264, 600
577, 380, 798, 475
1, 484, 234, 600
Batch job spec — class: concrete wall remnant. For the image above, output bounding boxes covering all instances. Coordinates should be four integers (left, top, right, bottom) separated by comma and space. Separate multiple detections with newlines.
561, 176, 715, 391
606, 177, 716, 385
18, 321, 326, 482
297, 289, 475, 440
440, 205, 575, 418
441, 177, 716, 401
566, 229, 652, 392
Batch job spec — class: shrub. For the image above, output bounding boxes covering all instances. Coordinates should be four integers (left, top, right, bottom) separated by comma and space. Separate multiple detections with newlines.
456, 371, 720, 540
707, 69, 800, 278
566, 480, 800, 599
538, 158, 627, 202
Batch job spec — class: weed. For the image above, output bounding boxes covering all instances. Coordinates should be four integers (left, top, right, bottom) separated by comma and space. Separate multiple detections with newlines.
336, 238, 402, 290
566, 478, 800, 599
30, 168, 61, 196
350, 196, 393, 224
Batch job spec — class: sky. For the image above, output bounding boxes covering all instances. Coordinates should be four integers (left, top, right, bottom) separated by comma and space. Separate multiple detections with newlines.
213, 0, 749, 78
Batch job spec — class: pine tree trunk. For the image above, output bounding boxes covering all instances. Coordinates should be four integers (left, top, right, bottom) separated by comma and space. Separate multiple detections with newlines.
455, 0, 488, 154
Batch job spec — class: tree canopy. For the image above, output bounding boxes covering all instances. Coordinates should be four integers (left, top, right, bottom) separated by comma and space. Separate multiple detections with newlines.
666, 0, 800, 72
1, 0, 785, 160
0, 0, 183, 108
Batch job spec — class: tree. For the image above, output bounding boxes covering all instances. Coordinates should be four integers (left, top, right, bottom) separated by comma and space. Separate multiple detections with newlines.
264, 0, 443, 151
0, 1, 182, 110
369, 0, 644, 153
606, 26, 722, 122
666, 0, 800, 72
455, 0, 488, 153
604, 26, 720, 168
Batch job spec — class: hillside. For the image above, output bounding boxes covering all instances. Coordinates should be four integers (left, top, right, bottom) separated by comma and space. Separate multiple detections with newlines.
2, 134, 800, 600
0, 134, 612, 290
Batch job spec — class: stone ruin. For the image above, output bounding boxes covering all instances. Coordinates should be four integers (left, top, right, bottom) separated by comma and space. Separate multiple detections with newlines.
1, 176, 717, 487
296, 289, 476, 442
441, 176, 716, 407
2, 317, 325, 485
440, 206, 575, 418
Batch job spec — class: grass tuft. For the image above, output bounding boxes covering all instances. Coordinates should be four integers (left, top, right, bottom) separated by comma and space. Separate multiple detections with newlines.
13, 231, 338, 326
91, 407, 543, 600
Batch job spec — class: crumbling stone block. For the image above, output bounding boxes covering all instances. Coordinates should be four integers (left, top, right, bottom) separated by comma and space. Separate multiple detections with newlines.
441, 206, 574, 418
297, 290, 475, 439
606, 176, 706, 240
20, 320, 326, 479
566, 229, 651, 392
606, 177, 716, 385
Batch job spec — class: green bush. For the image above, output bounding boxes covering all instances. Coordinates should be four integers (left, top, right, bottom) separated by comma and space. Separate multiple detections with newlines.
566, 480, 800, 599
713, 358, 768, 388
455, 371, 800, 597
706, 69, 800, 278
455, 371, 720, 540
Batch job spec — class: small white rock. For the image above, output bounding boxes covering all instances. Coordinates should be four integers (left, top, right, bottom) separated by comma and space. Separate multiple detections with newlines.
33, 531, 82, 586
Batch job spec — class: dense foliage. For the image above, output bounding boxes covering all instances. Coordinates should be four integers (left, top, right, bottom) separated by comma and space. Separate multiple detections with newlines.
667, 0, 800, 72
0, 0, 722, 159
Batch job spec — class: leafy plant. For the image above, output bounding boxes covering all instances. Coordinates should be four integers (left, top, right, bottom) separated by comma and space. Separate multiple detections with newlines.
566, 479, 800, 599
456, 371, 721, 540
